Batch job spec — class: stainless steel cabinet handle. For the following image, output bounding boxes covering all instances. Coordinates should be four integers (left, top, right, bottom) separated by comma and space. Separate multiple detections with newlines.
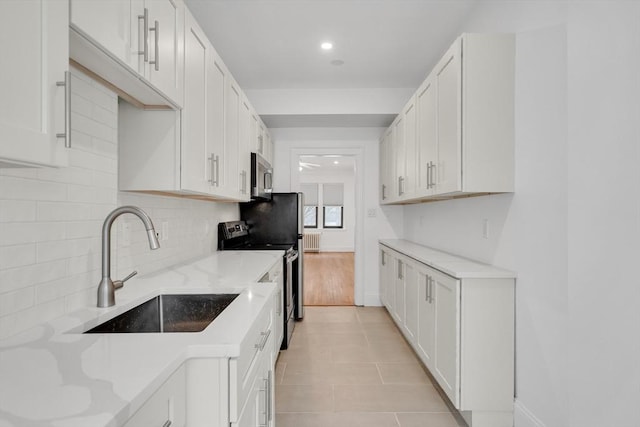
255, 329, 271, 350
426, 162, 431, 189
56, 71, 71, 148
382, 184, 386, 200
429, 276, 434, 303
397, 260, 403, 279
398, 176, 404, 196
277, 289, 282, 315
137, 8, 149, 61
429, 162, 436, 189
425, 275, 430, 301
149, 20, 159, 71
381, 250, 386, 266
208, 154, 219, 186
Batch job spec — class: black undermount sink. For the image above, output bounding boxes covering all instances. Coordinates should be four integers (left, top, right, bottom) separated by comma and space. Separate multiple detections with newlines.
84, 293, 239, 334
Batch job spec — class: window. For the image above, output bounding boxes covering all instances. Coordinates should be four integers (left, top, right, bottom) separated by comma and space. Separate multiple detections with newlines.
322, 183, 344, 229
301, 183, 318, 228
304, 206, 317, 228
323, 206, 343, 228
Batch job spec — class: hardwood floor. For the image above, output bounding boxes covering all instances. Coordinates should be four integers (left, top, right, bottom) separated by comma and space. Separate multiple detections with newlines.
303, 252, 354, 306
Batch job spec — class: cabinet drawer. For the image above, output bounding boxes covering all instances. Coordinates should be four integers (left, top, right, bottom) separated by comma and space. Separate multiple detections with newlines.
229, 301, 273, 421
124, 364, 186, 427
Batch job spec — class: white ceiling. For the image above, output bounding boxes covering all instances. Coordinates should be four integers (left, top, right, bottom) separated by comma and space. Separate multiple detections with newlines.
299, 155, 356, 174
184, 0, 478, 91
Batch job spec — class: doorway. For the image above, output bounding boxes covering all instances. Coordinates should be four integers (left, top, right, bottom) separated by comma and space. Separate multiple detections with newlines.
295, 154, 356, 306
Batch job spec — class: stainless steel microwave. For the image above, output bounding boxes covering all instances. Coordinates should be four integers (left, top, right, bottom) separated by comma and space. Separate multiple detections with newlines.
250, 152, 273, 200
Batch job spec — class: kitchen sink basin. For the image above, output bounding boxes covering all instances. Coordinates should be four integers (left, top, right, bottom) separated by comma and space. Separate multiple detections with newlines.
84, 293, 239, 334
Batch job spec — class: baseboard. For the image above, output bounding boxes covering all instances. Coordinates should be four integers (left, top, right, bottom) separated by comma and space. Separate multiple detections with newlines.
514, 400, 546, 427
363, 294, 383, 306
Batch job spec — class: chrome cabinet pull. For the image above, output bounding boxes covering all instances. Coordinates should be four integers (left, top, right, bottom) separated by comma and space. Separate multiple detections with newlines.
149, 20, 159, 71
428, 276, 434, 303
382, 184, 386, 200
381, 251, 386, 266
426, 162, 431, 189
208, 154, 219, 186
56, 71, 71, 148
255, 329, 271, 350
397, 260, 403, 279
137, 8, 149, 61
425, 275, 430, 301
429, 162, 436, 189
398, 176, 404, 195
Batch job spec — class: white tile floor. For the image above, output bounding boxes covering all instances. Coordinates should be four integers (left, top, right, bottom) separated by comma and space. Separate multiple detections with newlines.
275, 306, 465, 427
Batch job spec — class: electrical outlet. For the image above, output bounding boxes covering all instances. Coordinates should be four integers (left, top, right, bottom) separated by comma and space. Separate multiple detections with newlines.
482, 219, 489, 239
122, 222, 131, 247
161, 222, 169, 241
367, 208, 377, 218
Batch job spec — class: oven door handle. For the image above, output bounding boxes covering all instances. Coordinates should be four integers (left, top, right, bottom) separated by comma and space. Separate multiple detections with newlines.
286, 251, 299, 263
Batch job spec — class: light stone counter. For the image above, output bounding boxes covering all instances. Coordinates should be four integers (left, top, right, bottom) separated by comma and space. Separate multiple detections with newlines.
0, 250, 283, 427
380, 239, 515, 279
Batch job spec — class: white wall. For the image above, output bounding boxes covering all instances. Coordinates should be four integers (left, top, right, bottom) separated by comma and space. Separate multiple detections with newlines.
299, 169, 356, 252
0, 69, 238, 339
271, 127, 403, 306
402, 2, 640, 426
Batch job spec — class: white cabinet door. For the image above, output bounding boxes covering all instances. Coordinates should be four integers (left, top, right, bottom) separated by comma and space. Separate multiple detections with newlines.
0, 0, 69, 167
224, 77, 241, 198
145, 0, 183, 105
393, 116, 405, 199
416, 75, 437, 198
124, 365, 186, 427
403, 258, 418, 343
401, 96, 418, 199
416, 265, 436, 370
379, 129, 392, 203
238, 96, 252, 200
434, 39, 462, 195
393, 257, 405, 324
70, 0, 134, 66
181, 10, 208, 194
207, 51, 227, 194
379, 246, 392, 307
432, 268, 460, 406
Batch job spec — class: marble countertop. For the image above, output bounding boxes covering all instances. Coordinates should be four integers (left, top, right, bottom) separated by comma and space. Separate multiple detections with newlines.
379, 239, 516, 279
0, 250, 283, 427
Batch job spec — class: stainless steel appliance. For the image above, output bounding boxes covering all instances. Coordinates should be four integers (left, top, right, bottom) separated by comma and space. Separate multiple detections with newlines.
218, 220, 298, 349
250, 152, 273, 200
240, 192, 304, 320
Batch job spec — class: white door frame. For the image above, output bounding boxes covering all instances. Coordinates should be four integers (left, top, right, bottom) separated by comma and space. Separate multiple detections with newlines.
290, 147, 365, 306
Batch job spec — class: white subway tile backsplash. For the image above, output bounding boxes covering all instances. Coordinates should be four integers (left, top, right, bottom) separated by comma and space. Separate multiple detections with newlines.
0, 287, 35, 316
0, 260, 67, 294
36, 202, 92, 222
0, 200, 36, 222
0, 244, 36, 270
0, 222, 66, 246
36, 238, 96, 263
0, 176, 67, 201
0, 68, 240, 339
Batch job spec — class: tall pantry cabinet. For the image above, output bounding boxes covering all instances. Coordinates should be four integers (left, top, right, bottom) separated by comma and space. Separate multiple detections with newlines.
0, 0, 70, 167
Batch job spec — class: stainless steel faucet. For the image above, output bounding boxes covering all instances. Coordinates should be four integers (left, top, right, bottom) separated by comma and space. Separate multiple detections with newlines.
97, 206, 160, 307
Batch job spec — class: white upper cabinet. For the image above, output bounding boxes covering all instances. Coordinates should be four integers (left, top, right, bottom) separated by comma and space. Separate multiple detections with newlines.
381, 33, 514, 204
379, 128, 393, 203
180, 9, 209, 195
70, 0, 184, 108
0, 0, 69, 168
224, 76, 241, 198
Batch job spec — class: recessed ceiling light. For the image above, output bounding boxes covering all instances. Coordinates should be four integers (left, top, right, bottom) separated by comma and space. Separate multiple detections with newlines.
321, 42, 333, 50
333, 161, 339, 165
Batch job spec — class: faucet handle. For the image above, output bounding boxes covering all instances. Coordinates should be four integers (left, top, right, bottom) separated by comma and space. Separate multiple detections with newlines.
113, 270, 138, 290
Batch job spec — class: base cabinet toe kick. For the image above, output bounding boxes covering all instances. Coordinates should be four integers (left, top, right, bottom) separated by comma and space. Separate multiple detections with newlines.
379, 240, 516, 427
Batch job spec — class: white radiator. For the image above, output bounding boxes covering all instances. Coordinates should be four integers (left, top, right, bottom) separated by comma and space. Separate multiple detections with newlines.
303, 232, 321, 252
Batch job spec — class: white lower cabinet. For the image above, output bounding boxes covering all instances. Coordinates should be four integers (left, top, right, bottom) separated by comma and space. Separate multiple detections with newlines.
379, 242, 515, 427
124, 365, 186, 427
